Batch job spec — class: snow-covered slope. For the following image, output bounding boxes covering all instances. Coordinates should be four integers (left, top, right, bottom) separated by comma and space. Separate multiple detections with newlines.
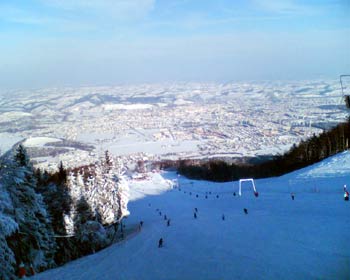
33, 152, 350, 280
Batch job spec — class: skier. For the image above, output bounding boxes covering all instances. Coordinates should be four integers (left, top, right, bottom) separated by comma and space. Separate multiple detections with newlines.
158, 238, 163, 248
222, 214, 225, 221
29, 263, 35, 276
344, 185, 348, 199
194, 207, 198, 213
167, 219, 170, 226
18, 262, 26, 279
194, 212, 197, 219
244, 208, 248, 214
233, 192, 236, 196
254, 191, 259, 197
139, 221, 144, 231
164, 215, 167, 220
291, 193, 295, 200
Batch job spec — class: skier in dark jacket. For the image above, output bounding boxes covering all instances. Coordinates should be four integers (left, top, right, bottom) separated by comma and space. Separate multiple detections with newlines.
158, 238, 163, 248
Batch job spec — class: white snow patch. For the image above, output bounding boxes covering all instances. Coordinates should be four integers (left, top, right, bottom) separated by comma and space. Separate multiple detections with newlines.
0, 111, 32, 119
23, 137, 62, 147
296, 151, 350, 179
0, 133, 23, 155
104, 139, 201, 157
102, 104, 153, 110
128, 172, 173, 201
174, 98, 193, 105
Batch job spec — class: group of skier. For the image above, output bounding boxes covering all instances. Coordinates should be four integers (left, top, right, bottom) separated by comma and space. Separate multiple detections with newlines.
289, 184, 350, 201
155, 207, 172, 248
155, 182, 350, 249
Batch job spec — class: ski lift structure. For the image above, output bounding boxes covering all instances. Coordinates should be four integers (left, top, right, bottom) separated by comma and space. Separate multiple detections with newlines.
238, 178, 258, 197
340, 75, 350, 109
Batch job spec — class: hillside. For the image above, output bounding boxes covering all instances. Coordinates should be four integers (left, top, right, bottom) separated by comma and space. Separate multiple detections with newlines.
33, 152, 350, 280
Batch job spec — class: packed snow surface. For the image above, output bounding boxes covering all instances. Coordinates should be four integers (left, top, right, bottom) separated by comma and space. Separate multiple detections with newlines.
34, 152, 350, 280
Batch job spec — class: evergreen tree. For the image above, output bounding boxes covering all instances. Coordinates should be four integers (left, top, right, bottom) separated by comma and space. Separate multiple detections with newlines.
73, 196, 96, 254
39, 162, 72, 236
103, 150, 113, 173
58, 161, 67, 183
0, 181, 18, 280
4, 146, 56, 273
15, 145, 29, 167
64, 172, 79, 235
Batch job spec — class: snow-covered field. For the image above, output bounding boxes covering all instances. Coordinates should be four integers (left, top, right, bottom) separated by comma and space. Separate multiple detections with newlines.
33, 152, 350, 280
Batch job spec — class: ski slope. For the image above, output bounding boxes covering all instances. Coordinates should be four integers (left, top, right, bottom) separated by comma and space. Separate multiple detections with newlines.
33, 152, 350, 280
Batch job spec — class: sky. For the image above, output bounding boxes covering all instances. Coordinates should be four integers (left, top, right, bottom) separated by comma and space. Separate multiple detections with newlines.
0, 0, 349, 89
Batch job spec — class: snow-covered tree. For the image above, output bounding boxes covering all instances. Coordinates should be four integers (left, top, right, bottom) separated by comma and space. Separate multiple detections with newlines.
64, 171, 80, 235
0, 181, 18, 280
93, 152, 129, 224
63, 152, 130, 253
65, 170, 87, 234
14, 144, 30, 167
37, 162, 72, 236
116, 175, 130, 220
3, 145, 56, 273
0, 145, 131, 276
74, 196, 103, 254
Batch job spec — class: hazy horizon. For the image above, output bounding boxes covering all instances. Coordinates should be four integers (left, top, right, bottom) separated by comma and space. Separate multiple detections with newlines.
0, 0, 349, 90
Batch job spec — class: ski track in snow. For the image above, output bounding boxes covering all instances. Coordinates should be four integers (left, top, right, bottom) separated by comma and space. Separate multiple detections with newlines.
33, 152, 350, 280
